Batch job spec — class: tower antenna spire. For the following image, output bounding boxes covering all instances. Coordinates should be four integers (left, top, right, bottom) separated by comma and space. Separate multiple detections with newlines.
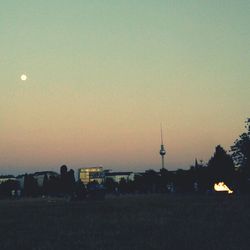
161, 123, 163, 145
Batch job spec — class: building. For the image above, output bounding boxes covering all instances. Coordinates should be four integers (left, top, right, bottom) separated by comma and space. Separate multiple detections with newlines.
33, 171, 59, 187
16, 171, 59, 189
105, 172, 135, 183
79, 167, 105, 185
0, 175, 16, 184
16, 175, 25, 189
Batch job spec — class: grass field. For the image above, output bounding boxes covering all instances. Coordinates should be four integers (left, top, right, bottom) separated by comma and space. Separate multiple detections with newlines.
0, 194, 250, 250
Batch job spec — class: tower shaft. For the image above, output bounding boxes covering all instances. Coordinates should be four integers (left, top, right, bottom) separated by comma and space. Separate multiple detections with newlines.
161, 155, 165, 169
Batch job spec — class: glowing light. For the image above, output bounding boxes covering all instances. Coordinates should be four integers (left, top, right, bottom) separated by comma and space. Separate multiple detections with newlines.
20, 74, 27, 81
214, 182, 233, 194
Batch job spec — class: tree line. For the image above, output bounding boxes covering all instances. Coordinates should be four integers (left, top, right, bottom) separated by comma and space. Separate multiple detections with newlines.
0, 118, 250, 198
106, 119, 250, 194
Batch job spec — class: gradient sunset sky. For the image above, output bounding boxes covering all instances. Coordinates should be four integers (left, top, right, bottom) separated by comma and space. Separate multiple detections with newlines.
1, 1, 249, 174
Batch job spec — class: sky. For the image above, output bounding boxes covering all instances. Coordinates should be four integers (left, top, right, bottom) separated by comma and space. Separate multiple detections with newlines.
0, 1, 249, 175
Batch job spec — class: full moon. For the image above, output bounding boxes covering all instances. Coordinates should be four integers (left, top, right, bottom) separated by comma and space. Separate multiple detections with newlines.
21, 74, 27, 81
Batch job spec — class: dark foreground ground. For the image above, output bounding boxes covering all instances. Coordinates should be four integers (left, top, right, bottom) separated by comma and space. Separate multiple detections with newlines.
0, 194, 250, 250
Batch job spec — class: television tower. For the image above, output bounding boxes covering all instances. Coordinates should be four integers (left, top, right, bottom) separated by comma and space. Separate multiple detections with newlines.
159, 125, 166, 169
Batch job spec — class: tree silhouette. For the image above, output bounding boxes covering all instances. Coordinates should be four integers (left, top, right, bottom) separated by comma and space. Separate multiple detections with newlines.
207, 145, 235, 186
134, 174, 147, 193
42, 174, 49, 196
118, 178, 127, 194
24, 174, 39, 197
60, 165, 68, 194
0, 180, 19, 198
68, 169, 75, 195
59, 165, 76, 196
144, 170, 159, 193
60, 165, 68, 176
48, 175, 60, 196
159, 168, 171, 192
189, 160, 209, 193
74, 180, 86, 200
231, 119, 250, 176
174, 169, 193, 193
104, 178, 118, 193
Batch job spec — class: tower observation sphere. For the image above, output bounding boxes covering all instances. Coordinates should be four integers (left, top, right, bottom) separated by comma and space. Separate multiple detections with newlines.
160, 145, 166, 156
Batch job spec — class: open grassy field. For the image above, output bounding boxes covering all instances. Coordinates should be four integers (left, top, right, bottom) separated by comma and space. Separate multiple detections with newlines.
0, 194, 250, 250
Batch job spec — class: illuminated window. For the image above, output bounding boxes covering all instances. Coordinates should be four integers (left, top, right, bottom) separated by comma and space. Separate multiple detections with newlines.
79, 167, 104, 185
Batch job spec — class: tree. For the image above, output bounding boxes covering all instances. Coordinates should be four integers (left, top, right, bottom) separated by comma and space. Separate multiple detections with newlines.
133, 174, 146, 193
231, 119, 250, 176
59, 165, 76, 195
207, 145, 235, 186
0, 180, 19, 198
74, 180, 87, 200
48, 175, 60, 196
118, 178, 127, 194
23, 174, 39, 197
174, 169, 193, 193
68, 169, 75, 195
42, 174, 49, 196
159, 168, 171, 192
104, 178, 118, 193
189, 160, 210, 193
144, 170, 160, 193
60, 165, 68, 176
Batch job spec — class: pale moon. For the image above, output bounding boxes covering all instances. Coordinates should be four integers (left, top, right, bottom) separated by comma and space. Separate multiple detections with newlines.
21, 74, 27, 81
